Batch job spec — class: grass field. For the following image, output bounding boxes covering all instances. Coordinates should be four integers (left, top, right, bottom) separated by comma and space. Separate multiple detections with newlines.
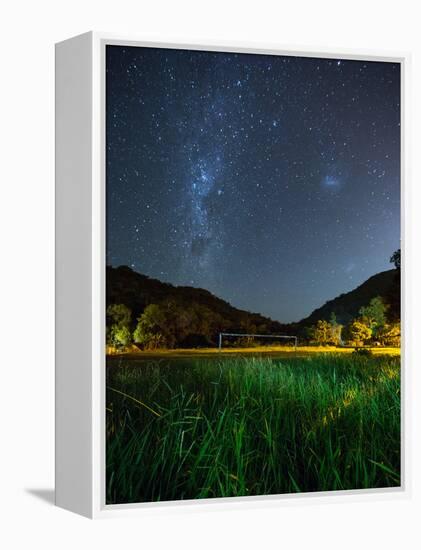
106, 351, 400, 504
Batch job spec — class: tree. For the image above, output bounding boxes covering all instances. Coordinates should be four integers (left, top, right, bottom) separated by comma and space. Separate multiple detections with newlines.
106, 303, 132, 350
387, 249, 401, 322
107, 303, 131, 327
311, 320, 332, 346
109, 325, 132, 349
310, 317, 342, 346
329, 312, 342, 346
344, 320, 372, 347
376, 323, 401, 347
188, 303, 223, 346
133, 303, 173, 349
390, 249, 401, 269
359, 296, 387, 336
133, 299, 226, 350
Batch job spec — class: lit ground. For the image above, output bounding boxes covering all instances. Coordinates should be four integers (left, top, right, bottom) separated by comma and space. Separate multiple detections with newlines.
107, 345, 400, 360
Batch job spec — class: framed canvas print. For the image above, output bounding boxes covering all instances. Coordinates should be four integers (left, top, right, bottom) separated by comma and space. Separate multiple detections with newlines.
55, 32, 408, 518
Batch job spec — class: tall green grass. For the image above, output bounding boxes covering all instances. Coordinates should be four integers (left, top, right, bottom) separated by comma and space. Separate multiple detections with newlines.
106, 354, 400, 504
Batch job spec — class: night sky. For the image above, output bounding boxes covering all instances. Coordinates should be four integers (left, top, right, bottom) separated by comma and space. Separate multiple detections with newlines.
106, 46, 400, 323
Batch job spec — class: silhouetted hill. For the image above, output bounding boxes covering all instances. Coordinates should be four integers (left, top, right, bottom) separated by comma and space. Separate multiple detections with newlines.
106, 265, 289, 334
297, 269, 399, 327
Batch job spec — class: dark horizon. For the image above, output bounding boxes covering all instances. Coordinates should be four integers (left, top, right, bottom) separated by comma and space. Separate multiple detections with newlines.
106, 46, 400, 322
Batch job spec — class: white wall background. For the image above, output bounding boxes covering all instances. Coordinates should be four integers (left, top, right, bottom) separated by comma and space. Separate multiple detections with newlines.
1, 0, 420, 547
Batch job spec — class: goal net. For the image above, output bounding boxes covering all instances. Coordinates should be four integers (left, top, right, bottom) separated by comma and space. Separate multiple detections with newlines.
218, 332, 297, 351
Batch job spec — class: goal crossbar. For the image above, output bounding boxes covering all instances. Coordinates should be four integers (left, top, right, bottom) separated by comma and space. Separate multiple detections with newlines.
218, 332, 297, 351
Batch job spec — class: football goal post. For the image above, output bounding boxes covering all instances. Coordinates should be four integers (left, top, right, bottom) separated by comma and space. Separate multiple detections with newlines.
218, 332, 298, 351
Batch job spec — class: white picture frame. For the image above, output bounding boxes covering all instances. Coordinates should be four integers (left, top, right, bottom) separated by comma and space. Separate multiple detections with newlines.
55, 31, 410, 518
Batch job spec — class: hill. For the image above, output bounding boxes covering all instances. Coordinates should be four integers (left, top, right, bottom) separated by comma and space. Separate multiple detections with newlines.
106, 265, 289, 336
297, 269, 399, 327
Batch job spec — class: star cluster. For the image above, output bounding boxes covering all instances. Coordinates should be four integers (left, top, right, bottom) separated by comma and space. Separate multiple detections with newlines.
106, 46, 400, 322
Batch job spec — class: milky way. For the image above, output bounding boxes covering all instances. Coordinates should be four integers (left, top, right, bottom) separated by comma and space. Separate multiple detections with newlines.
106, 46, 400, 322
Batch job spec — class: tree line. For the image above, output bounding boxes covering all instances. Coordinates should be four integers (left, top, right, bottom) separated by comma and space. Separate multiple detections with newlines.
106, 299, 276, 351
308, 296, 400, 347
106, 249, 400, 351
